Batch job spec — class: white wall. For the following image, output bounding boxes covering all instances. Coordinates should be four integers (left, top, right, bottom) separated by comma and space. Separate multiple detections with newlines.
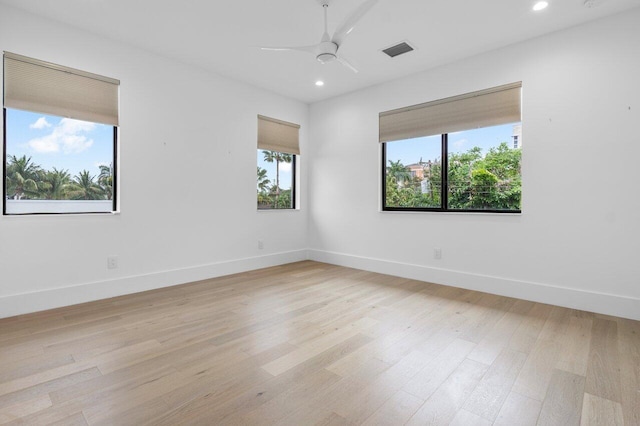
308, 9, 640, 320
0, 5, 309, 318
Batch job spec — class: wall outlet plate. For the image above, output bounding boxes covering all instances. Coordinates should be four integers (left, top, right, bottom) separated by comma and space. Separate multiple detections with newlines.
107, 256, 118, 269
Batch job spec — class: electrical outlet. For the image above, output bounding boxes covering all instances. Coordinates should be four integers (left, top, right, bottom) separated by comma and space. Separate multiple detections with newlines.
107, 256, 119, 269
258, 240, 264, 250
434, 248, 442, 260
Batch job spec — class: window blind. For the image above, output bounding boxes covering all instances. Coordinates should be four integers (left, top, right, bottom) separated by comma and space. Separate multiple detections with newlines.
379, 82, 521, 143
257, 115, 300, 155
3, 52, 119, 126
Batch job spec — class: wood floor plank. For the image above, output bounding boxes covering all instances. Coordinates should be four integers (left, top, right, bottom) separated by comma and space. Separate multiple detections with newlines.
235, 368, 341, 425
507, 303, 553, 354
0, 394, 52, 423
405, 358, 488, 426
449, 409, 492, 426
580, 393, 624, 426
585, 318, 622, 403
556, 315, 593, 376
467, 299, 533, 365
361, 390, 423, 426
261, 317, 378, 376
402, 339, 476, 400
537, 368, 586, 426
512, 337, 562, 401
617, 318, 640, 426
0, 261, 638, 425
493, 391, 542, 426
463, 348, 527, 422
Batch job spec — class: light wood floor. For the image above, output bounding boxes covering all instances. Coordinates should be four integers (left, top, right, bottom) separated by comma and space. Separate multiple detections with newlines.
0, 261, 638, 425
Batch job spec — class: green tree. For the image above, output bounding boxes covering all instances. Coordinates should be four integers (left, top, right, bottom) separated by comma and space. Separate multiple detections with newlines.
469, 168, 499, 209
482, 142, 521, 209
67, 170, 104, 200
386, 160, 412, 188
39, 168, 71, 200
262, 150, 292, 208
5, 155, 42, 200
98, 164, 114, 200
257, 167, 272, 208
447, 147, 483, 209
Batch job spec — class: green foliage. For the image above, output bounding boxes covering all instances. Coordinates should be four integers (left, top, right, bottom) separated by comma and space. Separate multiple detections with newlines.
40, 168, 72, 200
66, 171, 105, 200
5, 155, 42, 200
385, 142, 521, 211
258, 151, 293, 209
98, 164, 114, 200
5, 156, 112, 201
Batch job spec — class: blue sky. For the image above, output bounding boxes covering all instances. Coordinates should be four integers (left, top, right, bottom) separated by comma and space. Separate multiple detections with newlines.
5, 108, 114, 177
387, 122, 519, 166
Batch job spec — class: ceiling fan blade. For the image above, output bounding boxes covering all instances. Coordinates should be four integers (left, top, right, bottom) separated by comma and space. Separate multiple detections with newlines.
260, 45, 317, 55
337, 55, 359, 73
331, 0, 379, 47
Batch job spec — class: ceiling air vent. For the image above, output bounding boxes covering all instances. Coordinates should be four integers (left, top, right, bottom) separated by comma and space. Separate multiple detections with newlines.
382, 41, 415, 58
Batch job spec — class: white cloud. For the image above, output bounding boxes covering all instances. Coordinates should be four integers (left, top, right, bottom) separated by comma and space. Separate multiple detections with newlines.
452, 138, 468, 149
27, 118, 96, 154
30, 117, 51, 129
280, 162, 292, 173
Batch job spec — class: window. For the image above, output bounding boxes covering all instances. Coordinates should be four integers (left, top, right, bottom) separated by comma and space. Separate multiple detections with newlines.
380, 83, 522, 213
3, 52, 119, 215
256, 115, 299, 210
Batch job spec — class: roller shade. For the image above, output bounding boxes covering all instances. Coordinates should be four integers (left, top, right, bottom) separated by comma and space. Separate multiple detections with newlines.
380, 82, 521, 143
257, 115, 300, 155
3, 52, 119, 126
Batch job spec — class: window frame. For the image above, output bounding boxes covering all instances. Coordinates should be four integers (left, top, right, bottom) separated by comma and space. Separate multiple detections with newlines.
381, 131, 522, 214
257, 149, 297, 211
3, 107, 119, 216
3, 52, 119, 216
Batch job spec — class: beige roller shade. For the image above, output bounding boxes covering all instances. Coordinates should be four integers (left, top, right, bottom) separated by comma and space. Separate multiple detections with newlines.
379, 82, 521, 143
257, 115, 300, 155
3, 52, 119, 126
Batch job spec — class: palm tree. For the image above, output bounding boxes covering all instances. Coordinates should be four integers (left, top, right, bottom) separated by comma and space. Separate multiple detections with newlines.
257, 167, 270, 192
386, 160, 412, 188
67, 170, 104, 200
257, 167, 271, 207
262, 150, 292, 208
98, 164, 114, 200
5, 155, 42, 199
39, 168, 71, 200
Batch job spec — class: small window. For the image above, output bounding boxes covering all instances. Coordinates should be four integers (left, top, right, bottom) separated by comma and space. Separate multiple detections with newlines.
380, 83, 522, 213
257, 150, 296, 209
257, 115, 299, 210
4, 109, 117, 214
3, 52, 119, 215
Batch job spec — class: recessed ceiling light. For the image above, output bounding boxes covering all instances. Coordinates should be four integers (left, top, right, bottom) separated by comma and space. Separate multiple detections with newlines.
315, 80, 324, 87
533, 1, 549, 11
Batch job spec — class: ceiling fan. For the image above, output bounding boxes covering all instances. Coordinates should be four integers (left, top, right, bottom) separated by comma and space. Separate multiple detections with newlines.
261, 0, 379, 73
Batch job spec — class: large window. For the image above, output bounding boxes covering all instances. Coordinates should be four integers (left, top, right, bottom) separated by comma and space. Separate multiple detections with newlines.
257, 115, 299, 210
3, 52, 119, 215
381, 83, 522, 213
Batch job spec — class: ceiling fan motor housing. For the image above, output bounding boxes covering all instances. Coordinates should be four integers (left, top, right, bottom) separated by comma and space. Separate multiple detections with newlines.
317, 41, 338, 63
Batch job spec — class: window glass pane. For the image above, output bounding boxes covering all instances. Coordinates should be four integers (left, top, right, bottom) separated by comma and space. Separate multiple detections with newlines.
447, 123, 521, 211
257, 149, 294, 209
4, 108, 115, 214
384, 134, 442, 208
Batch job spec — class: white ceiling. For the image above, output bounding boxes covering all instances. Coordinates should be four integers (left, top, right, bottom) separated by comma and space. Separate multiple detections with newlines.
1, 0, 639, 104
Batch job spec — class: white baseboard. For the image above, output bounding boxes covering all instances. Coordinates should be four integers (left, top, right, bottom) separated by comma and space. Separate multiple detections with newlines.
308, 249, 640, 321
4, 248, 638, 321
0, 250, 309, 319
